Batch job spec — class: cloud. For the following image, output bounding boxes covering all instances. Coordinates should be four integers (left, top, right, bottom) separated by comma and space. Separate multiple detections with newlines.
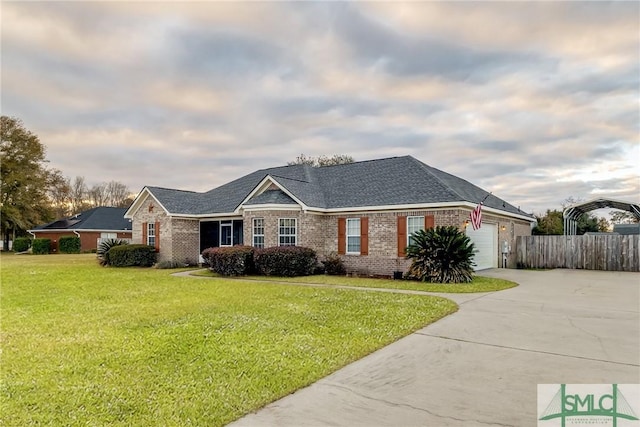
1, 1, 638, 216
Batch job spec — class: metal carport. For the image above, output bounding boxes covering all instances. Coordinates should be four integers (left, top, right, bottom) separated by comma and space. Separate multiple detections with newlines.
563, 198, 640, 235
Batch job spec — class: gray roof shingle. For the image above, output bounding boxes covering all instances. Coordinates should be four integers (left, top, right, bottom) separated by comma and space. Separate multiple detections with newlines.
144, 156, 532, 218
32, 207, 131, 231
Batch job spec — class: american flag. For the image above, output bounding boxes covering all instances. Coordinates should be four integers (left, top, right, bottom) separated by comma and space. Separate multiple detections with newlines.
470, 203, 482, 230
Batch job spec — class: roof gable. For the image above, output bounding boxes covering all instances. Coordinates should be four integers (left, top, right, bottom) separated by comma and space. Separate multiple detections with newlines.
245, 189, 299, 206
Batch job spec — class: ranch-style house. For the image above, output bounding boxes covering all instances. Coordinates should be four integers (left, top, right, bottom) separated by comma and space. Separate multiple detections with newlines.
124, 155, 535, 275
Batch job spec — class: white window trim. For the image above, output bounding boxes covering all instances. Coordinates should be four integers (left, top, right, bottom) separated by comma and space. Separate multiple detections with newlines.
253, 218, 265, 248
278, 218, 297, 246
220, 221, 233, 247
346, 218, 361, 255
147, 223, 156, 246
407, 216, 424, 246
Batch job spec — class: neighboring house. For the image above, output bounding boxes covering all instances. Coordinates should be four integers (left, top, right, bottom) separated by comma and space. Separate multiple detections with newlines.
125, 156, 535, 274
29, 207, 132, 253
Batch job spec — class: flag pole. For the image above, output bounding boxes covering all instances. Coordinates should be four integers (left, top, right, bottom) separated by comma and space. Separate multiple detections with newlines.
470, 192, 492, 231
480, 192, 492, 205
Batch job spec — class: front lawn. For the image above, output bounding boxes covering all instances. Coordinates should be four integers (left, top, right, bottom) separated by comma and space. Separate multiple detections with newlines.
191, 270, 518, 293
0, 254, 457, 426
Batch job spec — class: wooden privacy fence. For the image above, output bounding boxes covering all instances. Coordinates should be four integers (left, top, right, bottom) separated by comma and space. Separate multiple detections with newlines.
516, 235, 640, 272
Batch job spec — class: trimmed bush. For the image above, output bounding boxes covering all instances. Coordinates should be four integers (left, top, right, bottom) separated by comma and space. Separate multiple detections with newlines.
97, 239, 129, 266
59, 236, 81, 254
13, 237, 32, 253
201, 246, 255, 276
322, 252, 346, 275
106, 244, 156, 267
32, 239, 51, 255
254, 246, 317, 277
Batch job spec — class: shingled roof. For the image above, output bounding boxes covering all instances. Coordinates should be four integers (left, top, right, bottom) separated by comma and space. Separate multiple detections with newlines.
32, 207, 131, 231
134, 156, 532, 219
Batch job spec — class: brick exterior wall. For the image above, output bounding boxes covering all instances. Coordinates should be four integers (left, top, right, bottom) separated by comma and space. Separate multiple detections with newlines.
29, 232, 73, 253
78, 231, 131, 251
31, 231, 131, 252
132, 195, 532, 272
240, 208, 531, 276
131, 194, 199, 264
328, 209, 466, 276
326, 209, 531, 276
170, 218, 199, 265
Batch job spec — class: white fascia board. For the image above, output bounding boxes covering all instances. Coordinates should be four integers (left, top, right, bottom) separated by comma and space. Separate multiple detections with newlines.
306, 201, 535, 222
68, 228, 133, 233
124, 187, 170, 218
29, 228, 133, 233
234, 175, 307, 213
198, 216, 243, 222
455, 202, 535, 222
169, 213, 242, 220
311, 201, 462, 214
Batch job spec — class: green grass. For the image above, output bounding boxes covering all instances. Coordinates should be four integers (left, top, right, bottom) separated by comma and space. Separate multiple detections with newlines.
190, 270, 518, 293
0, 254, 457, 426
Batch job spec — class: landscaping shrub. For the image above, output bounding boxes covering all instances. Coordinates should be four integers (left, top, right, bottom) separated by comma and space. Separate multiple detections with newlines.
405, 226, 475, 283
13, 237, 32, 253
201, 246, 255, 276
106, 244, 156, 267
32, 239, 51, 255
59, 236, 81, 254
254, 246, 317, 277
322, 252, 346, 275
97, 238, 129, 266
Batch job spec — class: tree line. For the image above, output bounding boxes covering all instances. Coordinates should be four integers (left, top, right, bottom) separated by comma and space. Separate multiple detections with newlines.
1, 116, 133, 246
48, 176, 134, 219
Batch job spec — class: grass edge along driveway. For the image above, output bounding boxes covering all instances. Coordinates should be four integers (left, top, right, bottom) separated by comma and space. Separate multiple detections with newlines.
1, 254, 458, 426
190, 270, 518, 293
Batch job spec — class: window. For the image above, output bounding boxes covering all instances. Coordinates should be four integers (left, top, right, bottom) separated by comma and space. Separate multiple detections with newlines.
338, 217, 368, 256
346, 218, 361, 254
147, 223, 155, 247
253, 218, 264, 248
278, 218, 297, 246
220, 221, 232, 246
407, 216, 424, 246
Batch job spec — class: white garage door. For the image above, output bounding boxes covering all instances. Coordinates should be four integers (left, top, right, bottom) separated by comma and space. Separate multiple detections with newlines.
466, 223, 497, 271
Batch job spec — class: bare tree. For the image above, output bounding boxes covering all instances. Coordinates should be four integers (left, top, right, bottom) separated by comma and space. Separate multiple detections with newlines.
288, 154, 354, 167
70, 176, 89, 214
88, 183, 109, 207
47, 169, 71, 219
610, 211, 639, 224
105, 181, 129, 207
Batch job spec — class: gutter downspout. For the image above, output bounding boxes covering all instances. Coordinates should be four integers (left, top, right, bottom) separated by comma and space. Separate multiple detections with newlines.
73, 230, 82, 252
16, 230, 38, 254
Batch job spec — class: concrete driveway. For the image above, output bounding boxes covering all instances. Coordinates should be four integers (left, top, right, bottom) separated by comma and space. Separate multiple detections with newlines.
229, 269, 640, 427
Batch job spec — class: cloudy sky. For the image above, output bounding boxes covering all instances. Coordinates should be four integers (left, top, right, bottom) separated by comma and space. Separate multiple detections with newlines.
2, 1, 638, 215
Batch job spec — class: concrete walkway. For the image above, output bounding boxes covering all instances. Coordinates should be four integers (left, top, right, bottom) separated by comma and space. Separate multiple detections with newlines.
227, 269, 640, 427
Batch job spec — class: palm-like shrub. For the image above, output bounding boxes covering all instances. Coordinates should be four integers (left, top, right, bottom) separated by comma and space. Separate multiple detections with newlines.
97, 238, 129, 266
405, 226, 475, 283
